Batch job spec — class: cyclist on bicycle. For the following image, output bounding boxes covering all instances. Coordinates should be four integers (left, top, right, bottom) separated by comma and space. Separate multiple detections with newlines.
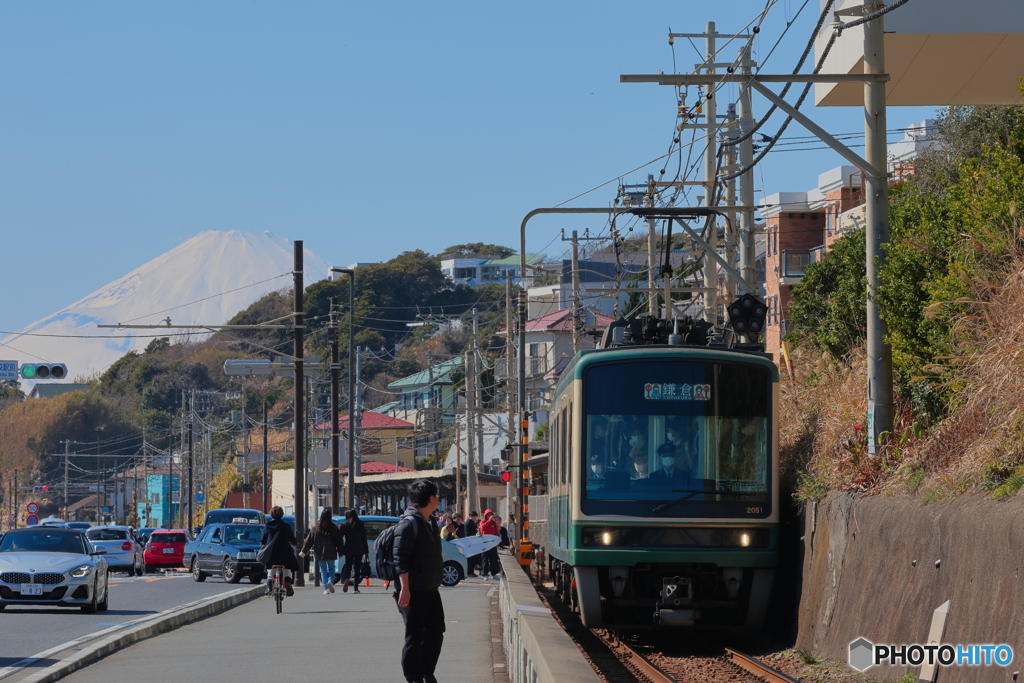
261, 506, 299, 596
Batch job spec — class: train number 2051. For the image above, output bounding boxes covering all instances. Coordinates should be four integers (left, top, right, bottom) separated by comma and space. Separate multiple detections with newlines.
746, 507, 764, 515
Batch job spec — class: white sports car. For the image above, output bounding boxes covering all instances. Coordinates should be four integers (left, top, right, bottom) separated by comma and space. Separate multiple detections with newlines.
0, 527, 110, 613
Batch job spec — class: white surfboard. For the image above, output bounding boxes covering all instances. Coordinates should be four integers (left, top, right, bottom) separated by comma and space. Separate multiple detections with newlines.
450, 535, 502, 558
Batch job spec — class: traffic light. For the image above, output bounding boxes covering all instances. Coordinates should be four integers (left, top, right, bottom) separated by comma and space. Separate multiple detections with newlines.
20, 363, 68, 380
726, 294, 768, 337
499, 470, 512, 483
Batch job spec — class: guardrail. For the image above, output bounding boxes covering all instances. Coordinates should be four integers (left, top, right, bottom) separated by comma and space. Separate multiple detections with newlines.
498, 554, 598, 683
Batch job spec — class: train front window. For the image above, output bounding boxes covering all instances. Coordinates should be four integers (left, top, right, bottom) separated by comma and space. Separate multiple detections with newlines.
582, 360, 771, 517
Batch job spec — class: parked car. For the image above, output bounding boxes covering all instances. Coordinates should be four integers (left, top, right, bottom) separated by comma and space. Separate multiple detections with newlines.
85, 526, 145, 576
143, 529, 189, 572
201, 508, 265, 529
0, 526, 110, 613
67, 522, 91, 531
334, 516, 468, 587
184, 523, 266, 584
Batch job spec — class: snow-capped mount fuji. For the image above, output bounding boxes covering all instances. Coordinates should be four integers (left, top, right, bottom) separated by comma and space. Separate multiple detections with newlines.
1, 231, 330, 382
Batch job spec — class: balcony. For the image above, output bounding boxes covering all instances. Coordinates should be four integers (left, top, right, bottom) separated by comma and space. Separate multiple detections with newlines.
779, 249, 813, 285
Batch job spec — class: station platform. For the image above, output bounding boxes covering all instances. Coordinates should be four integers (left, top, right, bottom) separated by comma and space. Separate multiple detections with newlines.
60, 576, 507, 683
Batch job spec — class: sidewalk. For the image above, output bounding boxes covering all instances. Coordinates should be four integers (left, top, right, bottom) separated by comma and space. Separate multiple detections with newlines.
61, 577, 503, 683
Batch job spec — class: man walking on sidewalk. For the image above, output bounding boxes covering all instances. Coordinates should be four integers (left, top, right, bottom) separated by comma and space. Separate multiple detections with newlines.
393, 480, 445, 683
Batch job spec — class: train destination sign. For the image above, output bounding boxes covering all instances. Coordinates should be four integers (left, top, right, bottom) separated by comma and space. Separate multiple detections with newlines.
643, 383, 712, 401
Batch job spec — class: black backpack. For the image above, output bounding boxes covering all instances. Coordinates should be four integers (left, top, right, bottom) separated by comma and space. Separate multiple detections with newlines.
374, 516, 418, 581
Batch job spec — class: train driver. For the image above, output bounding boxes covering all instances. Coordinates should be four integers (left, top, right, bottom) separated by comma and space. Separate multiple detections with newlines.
646, 442, 690, 488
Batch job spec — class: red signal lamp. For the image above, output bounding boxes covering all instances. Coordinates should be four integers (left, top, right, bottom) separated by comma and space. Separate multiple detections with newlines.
499, 471, 512, 483
41, 486, 48, 492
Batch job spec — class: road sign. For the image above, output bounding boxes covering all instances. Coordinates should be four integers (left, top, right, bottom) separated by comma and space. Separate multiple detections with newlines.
196, 493, 205, 502
0, 360, 17, 381
7, 514, 14, 524
25, 514, 39, 526
6, 520, 13, 528
26, 502, 39, 515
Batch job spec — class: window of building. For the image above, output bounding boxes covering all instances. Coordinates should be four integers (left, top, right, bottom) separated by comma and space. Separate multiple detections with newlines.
454, 267, 477, 280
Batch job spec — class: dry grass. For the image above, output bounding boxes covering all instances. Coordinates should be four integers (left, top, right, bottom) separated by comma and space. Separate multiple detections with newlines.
786, 226, 1024, 502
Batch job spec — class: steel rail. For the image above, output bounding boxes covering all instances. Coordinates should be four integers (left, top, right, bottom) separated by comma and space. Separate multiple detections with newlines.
602, 635, 678, 683
725, 648, 802, 683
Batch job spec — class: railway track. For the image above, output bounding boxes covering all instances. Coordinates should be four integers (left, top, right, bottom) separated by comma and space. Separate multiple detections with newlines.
536, 580, 803, 683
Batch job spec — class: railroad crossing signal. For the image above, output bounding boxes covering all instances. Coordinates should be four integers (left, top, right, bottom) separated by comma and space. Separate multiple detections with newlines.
20, 363, 68, 380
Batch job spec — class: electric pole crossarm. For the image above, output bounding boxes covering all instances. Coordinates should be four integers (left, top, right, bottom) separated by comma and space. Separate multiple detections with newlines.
620, 73, 889, 84
746, 79, 879, 176
670, 218, 749, 293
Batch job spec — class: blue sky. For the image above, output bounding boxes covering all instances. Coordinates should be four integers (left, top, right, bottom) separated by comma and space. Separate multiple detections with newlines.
0, 1, 935, 332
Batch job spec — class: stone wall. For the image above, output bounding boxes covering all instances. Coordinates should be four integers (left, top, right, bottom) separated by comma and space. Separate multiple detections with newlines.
797, 492, 1024, 682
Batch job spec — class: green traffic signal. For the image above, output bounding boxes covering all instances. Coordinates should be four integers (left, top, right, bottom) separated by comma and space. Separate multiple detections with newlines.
19, 363, 68, 380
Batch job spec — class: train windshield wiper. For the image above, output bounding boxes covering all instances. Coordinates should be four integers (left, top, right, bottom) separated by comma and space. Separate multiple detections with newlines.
651, 488, 760, 515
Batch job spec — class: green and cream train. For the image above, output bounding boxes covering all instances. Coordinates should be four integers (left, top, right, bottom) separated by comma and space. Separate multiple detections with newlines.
545, 317, 779, 630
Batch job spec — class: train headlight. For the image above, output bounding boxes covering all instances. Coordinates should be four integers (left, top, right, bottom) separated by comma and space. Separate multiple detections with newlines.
601, 531, 612, 546
739, 532, 751, 547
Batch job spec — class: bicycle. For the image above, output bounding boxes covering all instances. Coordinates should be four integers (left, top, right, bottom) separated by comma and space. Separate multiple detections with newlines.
268, 565, 287, 614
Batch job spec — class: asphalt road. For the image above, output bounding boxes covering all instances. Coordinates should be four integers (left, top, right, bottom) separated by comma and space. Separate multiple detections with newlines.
0, 568, 258, 668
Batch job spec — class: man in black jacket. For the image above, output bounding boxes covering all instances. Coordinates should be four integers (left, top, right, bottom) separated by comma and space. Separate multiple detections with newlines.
393, 480, 444, 683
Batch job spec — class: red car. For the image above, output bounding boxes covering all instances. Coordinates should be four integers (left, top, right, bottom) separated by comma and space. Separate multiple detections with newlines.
143, 529, 189, 573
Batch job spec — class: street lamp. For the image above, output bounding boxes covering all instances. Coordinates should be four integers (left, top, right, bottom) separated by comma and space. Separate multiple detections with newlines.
335, 268, 356, 510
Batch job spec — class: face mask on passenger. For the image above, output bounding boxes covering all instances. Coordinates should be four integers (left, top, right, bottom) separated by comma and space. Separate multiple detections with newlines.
634, 463, 647, 476
661, 457, 675, 468
591, 464, 604, 476
628, 436, 640, 446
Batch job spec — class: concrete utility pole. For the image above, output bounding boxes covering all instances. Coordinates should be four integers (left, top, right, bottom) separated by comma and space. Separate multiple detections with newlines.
187, 420, 193, 531
722, 103, 739, 304
571, 231, 583, 351
263, 402, 269, 513
465, 345, 477, 518
504, 271, 516, 516
63, 440, 69, 519
863, 4, 893, 448
329, 296, 341, 509
472, 309, 485, 473
354, 346, 362, 491
703, 21, 719, 325
646, 176, 659, 316
292, 240, 306, 586
737, 43, 757, 292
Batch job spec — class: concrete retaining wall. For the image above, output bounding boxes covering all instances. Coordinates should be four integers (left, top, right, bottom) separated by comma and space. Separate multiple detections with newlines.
797, 492, 1024, 682
497, 555, 598, 683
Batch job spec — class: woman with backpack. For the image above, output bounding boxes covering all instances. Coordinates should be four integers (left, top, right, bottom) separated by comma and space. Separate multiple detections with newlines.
340, 508, 369, 593
299, 508, 344, 595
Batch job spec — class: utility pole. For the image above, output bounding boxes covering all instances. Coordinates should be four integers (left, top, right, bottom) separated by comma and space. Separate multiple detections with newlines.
354, 346, 362, 496
340, 269, 356, 510
263, 402, 269, 513
473, 309, 485, 474
737, 43, 757, 292
465, 347, 477, 518
721, 103, 739, 305
293, 240, 306, 586
703, 22, 719, 324
515, 279, 531, 565
646, 176, 659, 316
504, 271, 516, 518
329, 296, 341, 509
571, 231, 583, 352
863, 4, 893, 449
242, 408, 250, 510
187, 420, 193, 532
63, 440, 69, 519
13, 468, 18, 528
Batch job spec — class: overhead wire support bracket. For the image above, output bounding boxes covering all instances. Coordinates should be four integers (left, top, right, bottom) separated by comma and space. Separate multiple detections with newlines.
620, 73, 889, 84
